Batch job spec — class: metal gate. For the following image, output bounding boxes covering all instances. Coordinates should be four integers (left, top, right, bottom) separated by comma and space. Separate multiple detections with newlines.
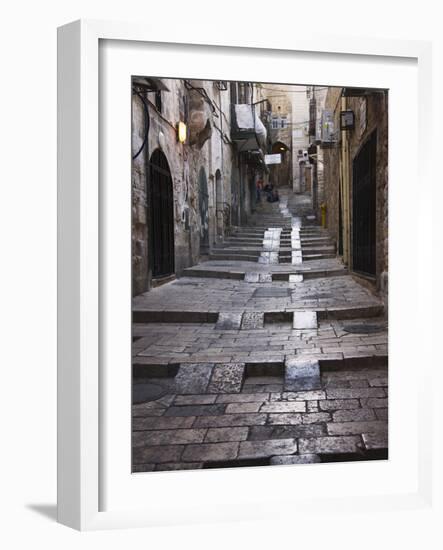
352, 131, 377, 276
149, 149, 174, 278
199, 168, 209, 253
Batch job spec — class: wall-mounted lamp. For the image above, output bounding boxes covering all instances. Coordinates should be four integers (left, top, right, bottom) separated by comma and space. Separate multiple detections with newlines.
177, 121, 187, 143
340, 110, 355, 131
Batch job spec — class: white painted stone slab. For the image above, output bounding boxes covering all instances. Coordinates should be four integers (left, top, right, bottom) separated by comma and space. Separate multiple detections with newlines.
293, 311, 318, 329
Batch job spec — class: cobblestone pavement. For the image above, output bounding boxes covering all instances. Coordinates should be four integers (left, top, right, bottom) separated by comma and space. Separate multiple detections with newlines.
132, 193, 388, 471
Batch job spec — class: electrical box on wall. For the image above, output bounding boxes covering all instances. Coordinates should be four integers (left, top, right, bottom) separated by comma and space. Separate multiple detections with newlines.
321, 110, 335, 143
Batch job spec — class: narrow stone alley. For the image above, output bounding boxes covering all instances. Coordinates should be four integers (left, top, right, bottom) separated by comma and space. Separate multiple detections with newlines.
132, 193, 388, 472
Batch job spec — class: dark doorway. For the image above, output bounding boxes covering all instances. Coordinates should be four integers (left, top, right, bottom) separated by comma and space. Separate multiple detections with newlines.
149, 149, 175, 278
352, 131, 377, 276
198, 167, 209, 253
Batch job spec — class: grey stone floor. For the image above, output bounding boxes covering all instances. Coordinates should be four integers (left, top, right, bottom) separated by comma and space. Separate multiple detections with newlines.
132, 192, 388, 472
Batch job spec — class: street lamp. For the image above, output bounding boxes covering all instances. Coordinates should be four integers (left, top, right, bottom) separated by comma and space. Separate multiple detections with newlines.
177, 121, 187, 143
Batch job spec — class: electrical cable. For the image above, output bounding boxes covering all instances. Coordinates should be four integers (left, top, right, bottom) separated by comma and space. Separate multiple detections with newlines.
132, 89, 150, 160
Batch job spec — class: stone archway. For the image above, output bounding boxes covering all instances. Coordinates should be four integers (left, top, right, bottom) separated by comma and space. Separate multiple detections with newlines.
149, 149, 175, 278
198, 167, 209, 254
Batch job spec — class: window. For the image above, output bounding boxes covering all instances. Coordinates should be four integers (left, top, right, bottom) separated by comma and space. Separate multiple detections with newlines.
272, 116, 279, 129
280, 116, 288, 129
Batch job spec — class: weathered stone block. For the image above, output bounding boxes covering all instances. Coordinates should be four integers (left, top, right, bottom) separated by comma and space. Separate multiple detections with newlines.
298, 436, 362, 455
293, 311, 318, 329
270, 454, 321, 465
285, 358, 321, 391
133, 428, 207, 447
241, 312, 264, 330
239, 439, 297, 459
132, 445, 184, 464
193, 413, 268, 428
182, 442, 239, 462
362, 432, 388, 450
174, 363, 213, 394
327, 420, 387, 436
165, 404, 226, 417
260, 401, 306, 413
216, 312, 243, 330
319, 399, 360, 411
207, 363, 245, 393
205, 427, 249, 443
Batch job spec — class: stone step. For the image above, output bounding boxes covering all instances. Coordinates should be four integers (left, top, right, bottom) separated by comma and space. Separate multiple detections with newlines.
301, 246, 336, 254
208, 253, 260, 262
302, 253, 337, 260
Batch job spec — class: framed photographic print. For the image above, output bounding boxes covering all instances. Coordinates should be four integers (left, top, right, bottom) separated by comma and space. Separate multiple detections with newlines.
57, 19, 433, 531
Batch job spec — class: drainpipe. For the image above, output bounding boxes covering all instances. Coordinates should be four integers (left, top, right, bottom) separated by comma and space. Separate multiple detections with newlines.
340, 94, 351, 265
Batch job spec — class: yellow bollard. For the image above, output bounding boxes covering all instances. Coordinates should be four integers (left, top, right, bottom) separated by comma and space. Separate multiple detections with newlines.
320, 203, 327, 228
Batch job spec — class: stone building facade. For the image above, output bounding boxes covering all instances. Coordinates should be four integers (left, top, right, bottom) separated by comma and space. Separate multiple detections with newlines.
132, 78, 269, 296
320, 87, 389, 305
256, 84, 293, 188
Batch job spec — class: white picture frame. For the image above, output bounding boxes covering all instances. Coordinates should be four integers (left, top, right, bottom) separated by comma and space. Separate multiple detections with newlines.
57, 19, 434, 531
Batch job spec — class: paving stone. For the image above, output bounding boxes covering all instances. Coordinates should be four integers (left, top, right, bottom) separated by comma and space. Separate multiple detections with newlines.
369, 377, 388, 387
360, 397, 388, 408
155, 462, 203, 471
326, 388, 385, 399
254, 288, 290, 298
205, 427, 249, 443
182, 442, 239, 462
319, 399, 361, 411
226, 402, 262, 413
327, 421, 387, 436
132, 445, 184, 464
307, 401, 319, 413
375, 408, 388, 421
362, 432, 389, 450
293, 311, 318, 329
207, 363, 245, 393
244, 272, 260, 283
216, 312, 243, 330
174, 395, 217, 406
193, 413, 268, 428
174, 363, 213, 394
266, 413, 303, 425
248, 424, 326, 440
278, 390, 326, 401
165, 404, 226, 417
133, 428, 207, 447
298, 436, 362, 455
348, 379, 370, 388
132, 416, 196, 431
301, 412, 332, 424
332, 408, 376, 422
260, 401, 306, 413
289, 274, 304, 283
241, 312, 264, 330
259, 272, 273, 283
270, 454, 321, 465
132, 463, 156, 472
285, 359, 321, 391
216, 393, 269, 403
239, 439, 297, 459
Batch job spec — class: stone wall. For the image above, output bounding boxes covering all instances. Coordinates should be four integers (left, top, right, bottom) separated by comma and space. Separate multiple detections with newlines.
132, 78, 250, 296
321, 88, 389, 304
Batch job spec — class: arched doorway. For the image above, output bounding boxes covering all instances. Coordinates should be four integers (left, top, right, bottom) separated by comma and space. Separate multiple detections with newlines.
149, 149, 175, 278
215, 169, 223, 240
198, 167, 209, 253
270, 141, 290, 187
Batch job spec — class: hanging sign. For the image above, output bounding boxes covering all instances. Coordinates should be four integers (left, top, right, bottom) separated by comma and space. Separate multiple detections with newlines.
265, 154, 282, 165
